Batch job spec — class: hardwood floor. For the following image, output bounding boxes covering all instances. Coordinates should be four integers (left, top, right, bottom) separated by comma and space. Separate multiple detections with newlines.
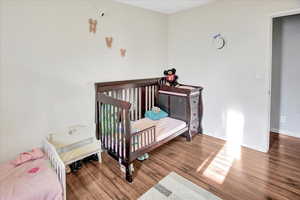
67, 133, 300, 200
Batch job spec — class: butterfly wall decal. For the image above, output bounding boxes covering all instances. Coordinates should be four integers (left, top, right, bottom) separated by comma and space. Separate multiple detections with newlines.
89, 18, 97, 33
120, 48, 127, 57
105, 37, 113, 48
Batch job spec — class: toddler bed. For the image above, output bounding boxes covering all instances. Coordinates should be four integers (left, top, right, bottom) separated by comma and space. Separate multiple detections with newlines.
0, 140, 66, 200
95, 78, 201, 182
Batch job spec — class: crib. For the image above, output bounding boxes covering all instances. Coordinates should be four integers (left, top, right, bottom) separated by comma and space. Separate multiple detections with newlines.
95, 78, 202, 182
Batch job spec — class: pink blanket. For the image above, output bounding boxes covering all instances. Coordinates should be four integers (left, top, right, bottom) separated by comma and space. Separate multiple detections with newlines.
0, 156, 62, 200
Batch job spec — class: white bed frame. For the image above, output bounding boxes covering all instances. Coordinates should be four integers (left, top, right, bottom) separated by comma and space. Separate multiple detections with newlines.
43, 139, 66, 200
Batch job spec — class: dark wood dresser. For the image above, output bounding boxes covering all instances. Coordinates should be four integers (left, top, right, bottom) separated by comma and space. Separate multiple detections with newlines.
157, 85, 203, 140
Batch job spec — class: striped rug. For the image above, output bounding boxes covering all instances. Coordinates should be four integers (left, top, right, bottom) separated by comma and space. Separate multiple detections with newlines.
138, 172, 221, 200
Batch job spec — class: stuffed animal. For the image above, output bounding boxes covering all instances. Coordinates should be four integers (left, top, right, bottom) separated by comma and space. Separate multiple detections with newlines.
163, 68, 179, 87
152, 106, 161, 113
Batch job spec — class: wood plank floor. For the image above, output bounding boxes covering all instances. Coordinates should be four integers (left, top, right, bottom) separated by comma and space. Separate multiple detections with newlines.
67, 133, 300, 200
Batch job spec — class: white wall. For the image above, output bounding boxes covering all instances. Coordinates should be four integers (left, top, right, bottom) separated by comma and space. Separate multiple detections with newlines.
2, 0, 300, 163
0, 0, 168, 162
168, 0, 300, 152
271, 15, 300, 138
0, 0, 4, 161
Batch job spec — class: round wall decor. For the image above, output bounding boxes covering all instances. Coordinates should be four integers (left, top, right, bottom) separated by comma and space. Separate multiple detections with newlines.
213, 34, 226, 50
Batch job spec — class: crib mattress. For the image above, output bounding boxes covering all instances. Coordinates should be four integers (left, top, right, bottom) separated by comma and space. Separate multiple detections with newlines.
132, 117, 187, 141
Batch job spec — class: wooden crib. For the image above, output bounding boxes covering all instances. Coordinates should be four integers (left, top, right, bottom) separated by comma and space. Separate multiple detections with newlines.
95, 78, 203, 182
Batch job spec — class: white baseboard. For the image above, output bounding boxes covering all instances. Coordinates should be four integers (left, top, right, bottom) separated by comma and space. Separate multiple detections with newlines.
271, 128, 300, 139
202, 133, 269, 153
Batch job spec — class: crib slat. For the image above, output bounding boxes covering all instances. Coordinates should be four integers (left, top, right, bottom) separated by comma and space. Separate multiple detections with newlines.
133, 136, 136, 152
148, 86, 151, 110
129, 88, 131, 120
138, 88, 141, 119
102, 104, 105, 148
119, 108, 122, 158
147, 129, 150, 146
134, 88, 137, 121
146, 86, 149, 111
107, 104, 111, 151
121, 109, 125, 159
106, 104, 109, 149
145, 86, 148, 111
100, 104, 103, 144
139, 135, 142, 149
112, 105, 115, 153
109, 104, 112, 151
128, 88, 133, 120
132, 88, 135, 121
151, 85, 154, 108
138, 134, 140, 150
116, 107, 119, 157
150, 86, 152, 109
149, 86, 151, 110
142, 133, 144, 148
154, 85, 158, 104
103, 105, 107, 148
125, 88, 128, 102
133, 88, 135, 121
152, 85, 155, 108
151, 128, 154, 143
103, 105, 106, 147
120, 89, 123, 101
111, 92, 115, 152
119, 89, 122, 100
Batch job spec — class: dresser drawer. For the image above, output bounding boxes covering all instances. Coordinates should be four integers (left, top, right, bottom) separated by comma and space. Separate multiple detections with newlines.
190, 119, 199, 133
191, 95, 199, 109
190, 95, 199, 121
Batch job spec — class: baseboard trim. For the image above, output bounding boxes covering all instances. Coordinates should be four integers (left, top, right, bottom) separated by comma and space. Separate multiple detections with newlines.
271, 128, 300, 139
203, 133, 269, 153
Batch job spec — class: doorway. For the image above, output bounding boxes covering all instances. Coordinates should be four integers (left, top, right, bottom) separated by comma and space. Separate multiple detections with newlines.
269, 13, 300, 148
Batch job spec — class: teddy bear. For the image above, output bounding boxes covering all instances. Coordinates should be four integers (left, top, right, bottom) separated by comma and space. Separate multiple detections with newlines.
162, 68, 180, 87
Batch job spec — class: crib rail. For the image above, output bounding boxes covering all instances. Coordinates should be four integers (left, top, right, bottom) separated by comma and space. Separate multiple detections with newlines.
96, 93, 132, 161
95, 77, 161, 122
131, 126, 156, 153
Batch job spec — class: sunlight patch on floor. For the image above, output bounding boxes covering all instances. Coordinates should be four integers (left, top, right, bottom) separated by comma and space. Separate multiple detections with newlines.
200, 109, 244, 184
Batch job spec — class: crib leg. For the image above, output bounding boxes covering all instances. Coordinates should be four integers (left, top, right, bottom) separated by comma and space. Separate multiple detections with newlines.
125, 164, 133, 183
186, 131, 192, 142
97, 152, 102, 163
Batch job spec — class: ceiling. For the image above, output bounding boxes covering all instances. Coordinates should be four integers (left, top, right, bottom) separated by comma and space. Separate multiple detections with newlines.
113, 0, 216, 14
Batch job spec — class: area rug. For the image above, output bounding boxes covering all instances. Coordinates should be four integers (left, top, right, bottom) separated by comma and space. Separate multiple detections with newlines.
138, 172, 222, 200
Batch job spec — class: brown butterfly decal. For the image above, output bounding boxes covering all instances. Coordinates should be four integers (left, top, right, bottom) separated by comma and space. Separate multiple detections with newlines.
105, 37, 113, 48
89, 18, 97, 33
120, 48, 127, 57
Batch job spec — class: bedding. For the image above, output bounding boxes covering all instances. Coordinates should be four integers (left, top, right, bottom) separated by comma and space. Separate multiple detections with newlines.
0, 155, 62, 200
11, 148, 44, 166
132, 117, 186, 141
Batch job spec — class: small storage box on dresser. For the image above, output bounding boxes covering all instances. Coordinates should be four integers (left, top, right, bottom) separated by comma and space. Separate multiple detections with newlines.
157, 85, 203, 140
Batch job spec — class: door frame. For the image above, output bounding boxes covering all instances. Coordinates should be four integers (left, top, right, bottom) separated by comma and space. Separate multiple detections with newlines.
266, 8, 300, 151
